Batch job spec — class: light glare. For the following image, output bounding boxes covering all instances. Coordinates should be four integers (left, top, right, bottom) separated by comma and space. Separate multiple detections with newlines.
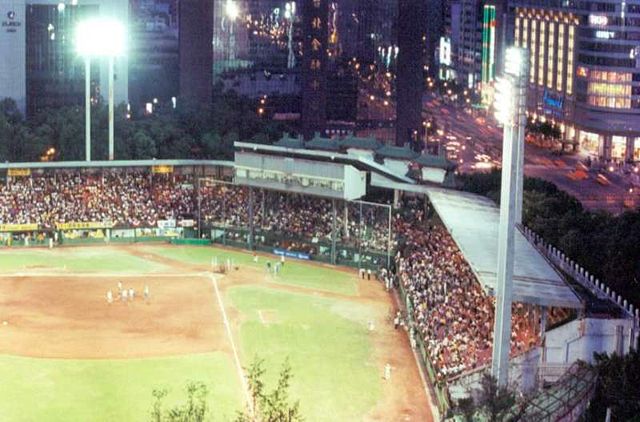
75, 18, 126, 57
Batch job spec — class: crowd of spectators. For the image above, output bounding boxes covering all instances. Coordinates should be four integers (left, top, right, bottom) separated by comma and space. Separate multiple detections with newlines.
0, 172, 195, 228
393, 197, 540, 381
0, 172, 390, 251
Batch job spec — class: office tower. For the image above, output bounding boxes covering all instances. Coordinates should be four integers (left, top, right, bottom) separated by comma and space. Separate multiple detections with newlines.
301, 0, 328, 139
178, 0, 213, 104
396, 0, 427, 147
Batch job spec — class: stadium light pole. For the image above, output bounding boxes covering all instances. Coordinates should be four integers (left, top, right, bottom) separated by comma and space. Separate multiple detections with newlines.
75, 18, 126, 161
491, 47, 529, 387
225, 0, 239, 62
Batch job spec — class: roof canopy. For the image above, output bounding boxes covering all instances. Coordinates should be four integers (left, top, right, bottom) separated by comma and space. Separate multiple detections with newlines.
425, 187, 582, 309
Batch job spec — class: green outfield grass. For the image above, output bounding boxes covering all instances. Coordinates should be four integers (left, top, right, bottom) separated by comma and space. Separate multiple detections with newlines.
141, 244, 358, 296
0, 353, 243, 422
229, 285, 382, 422
0, 247, 168, 273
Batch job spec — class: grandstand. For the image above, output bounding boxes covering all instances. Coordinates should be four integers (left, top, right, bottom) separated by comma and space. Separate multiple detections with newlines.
0, 134, 638, 419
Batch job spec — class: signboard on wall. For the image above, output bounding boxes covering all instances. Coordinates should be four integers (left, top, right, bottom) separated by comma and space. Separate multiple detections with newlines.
439, 36, 451, 66
8, 168, 30, 177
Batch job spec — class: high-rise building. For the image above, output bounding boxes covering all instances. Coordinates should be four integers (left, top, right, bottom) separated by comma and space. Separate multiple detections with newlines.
0, 0, 129, 116
573, 0, 640, 161
514, 6, 579, 148
512, 0, 640, 161
129, 0, 179, 110
178, 0, 213, 104
301, 0, 328, 139
396, 0, 427, 147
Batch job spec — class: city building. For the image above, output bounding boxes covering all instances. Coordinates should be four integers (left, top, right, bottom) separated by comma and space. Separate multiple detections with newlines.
573, 0, 640, 161
129, 0, 179, 110
512, 0, 640, 161
456, 0, 483, 88
300, 0, 328, 139
396, 0, 427, 147
0, 0, 129, 116
178, 0, 213, 104
514, 6, 579, 148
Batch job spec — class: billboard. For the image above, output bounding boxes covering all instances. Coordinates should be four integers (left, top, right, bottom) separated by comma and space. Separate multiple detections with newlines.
439, 36, 451, 66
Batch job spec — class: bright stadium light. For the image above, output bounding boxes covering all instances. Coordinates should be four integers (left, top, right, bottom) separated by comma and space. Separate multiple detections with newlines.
493, 76, 514, 125
75, 18, 126, 58
504, 47, 524, 76
75, 18, 126, 162
226, 0, 239, 21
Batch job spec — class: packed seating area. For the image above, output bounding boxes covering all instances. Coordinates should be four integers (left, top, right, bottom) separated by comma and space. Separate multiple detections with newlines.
0, 171, 390, 251
394, 197, 540, 380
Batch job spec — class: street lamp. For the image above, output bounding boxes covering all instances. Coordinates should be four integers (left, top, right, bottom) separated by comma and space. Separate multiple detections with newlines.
75, 18, 126, 161
491, 47, 529, 387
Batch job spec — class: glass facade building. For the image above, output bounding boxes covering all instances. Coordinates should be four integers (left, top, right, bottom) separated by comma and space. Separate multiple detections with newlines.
573, 0, 640, 161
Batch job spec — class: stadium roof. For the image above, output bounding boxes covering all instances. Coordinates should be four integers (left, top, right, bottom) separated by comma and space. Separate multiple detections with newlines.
425, 187, 582, 309
0, 159, 232, 169
374, 180, 583, 309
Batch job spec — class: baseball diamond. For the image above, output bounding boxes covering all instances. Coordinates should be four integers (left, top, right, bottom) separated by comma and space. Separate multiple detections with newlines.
0, 244, 432, 421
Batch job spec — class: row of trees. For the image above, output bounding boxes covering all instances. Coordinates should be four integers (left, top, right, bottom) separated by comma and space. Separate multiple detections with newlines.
0, 88, 286, 163
457, 170, 640, 307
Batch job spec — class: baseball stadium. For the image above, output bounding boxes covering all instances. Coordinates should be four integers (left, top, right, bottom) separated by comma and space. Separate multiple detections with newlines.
0, 136, 638, 421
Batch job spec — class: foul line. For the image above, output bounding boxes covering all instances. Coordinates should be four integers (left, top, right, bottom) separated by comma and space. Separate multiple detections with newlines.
209, 274, 255, 417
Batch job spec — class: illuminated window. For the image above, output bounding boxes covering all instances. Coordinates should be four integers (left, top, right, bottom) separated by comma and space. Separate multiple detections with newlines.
515, 17, 521, 46
548, 22, 555, 89
530, 20, 537, 83
567, 25, 575, 94
312, 17, 322, 29
557, 24, 565, 92
538, 20, 546, 86
310, 59, 321, 70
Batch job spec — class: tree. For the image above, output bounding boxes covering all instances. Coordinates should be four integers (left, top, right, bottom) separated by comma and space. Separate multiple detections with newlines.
452, 373, 540, 422
235, 356, 303, 422
584, 350, 640, 421
149, 382, 209, 422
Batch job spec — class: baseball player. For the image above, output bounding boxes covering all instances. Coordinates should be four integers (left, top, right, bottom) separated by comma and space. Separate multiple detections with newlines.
143, 284, 150, 301
106, 290, 113, 304
117, 281, 123, 293
121, 288, 128, 302
384, 363, 391, 380
128, 287, 135, 300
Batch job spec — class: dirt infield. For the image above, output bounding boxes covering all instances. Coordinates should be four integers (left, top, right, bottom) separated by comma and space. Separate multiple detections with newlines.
0, 273, 227, 359
0, 245, 433, 421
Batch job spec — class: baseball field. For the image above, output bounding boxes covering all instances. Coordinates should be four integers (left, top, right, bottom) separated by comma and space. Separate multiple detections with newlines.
0, 244, 432, 421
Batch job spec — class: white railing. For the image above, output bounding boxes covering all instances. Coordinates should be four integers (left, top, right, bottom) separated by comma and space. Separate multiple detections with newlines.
521, 225, 639, 331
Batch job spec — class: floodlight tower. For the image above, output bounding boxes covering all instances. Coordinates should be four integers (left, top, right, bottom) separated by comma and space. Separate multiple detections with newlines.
491, 46, 529, 387
75, 18, 126, 161
225, 0, 239, 62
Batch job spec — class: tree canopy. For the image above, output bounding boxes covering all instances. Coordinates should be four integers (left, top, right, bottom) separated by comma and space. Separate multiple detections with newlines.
0, 88, 286, 163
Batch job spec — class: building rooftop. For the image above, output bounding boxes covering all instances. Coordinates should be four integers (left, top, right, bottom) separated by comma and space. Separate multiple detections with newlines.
376, 145, 420, 160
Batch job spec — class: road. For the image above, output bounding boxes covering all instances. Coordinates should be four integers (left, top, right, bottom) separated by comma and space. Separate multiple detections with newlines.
420, 91, 638, 214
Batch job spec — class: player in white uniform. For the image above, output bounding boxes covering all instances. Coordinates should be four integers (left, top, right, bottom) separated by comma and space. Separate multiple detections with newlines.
121, 288, 128, 302
143, 285, 150, 301
106, 290, 113, 304
117, 281, 123, 293
128, 287, 135, 300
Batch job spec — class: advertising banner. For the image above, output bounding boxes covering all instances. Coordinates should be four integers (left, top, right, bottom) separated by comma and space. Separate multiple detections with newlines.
0, 223, 38, 232
273, 248, 311, 260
